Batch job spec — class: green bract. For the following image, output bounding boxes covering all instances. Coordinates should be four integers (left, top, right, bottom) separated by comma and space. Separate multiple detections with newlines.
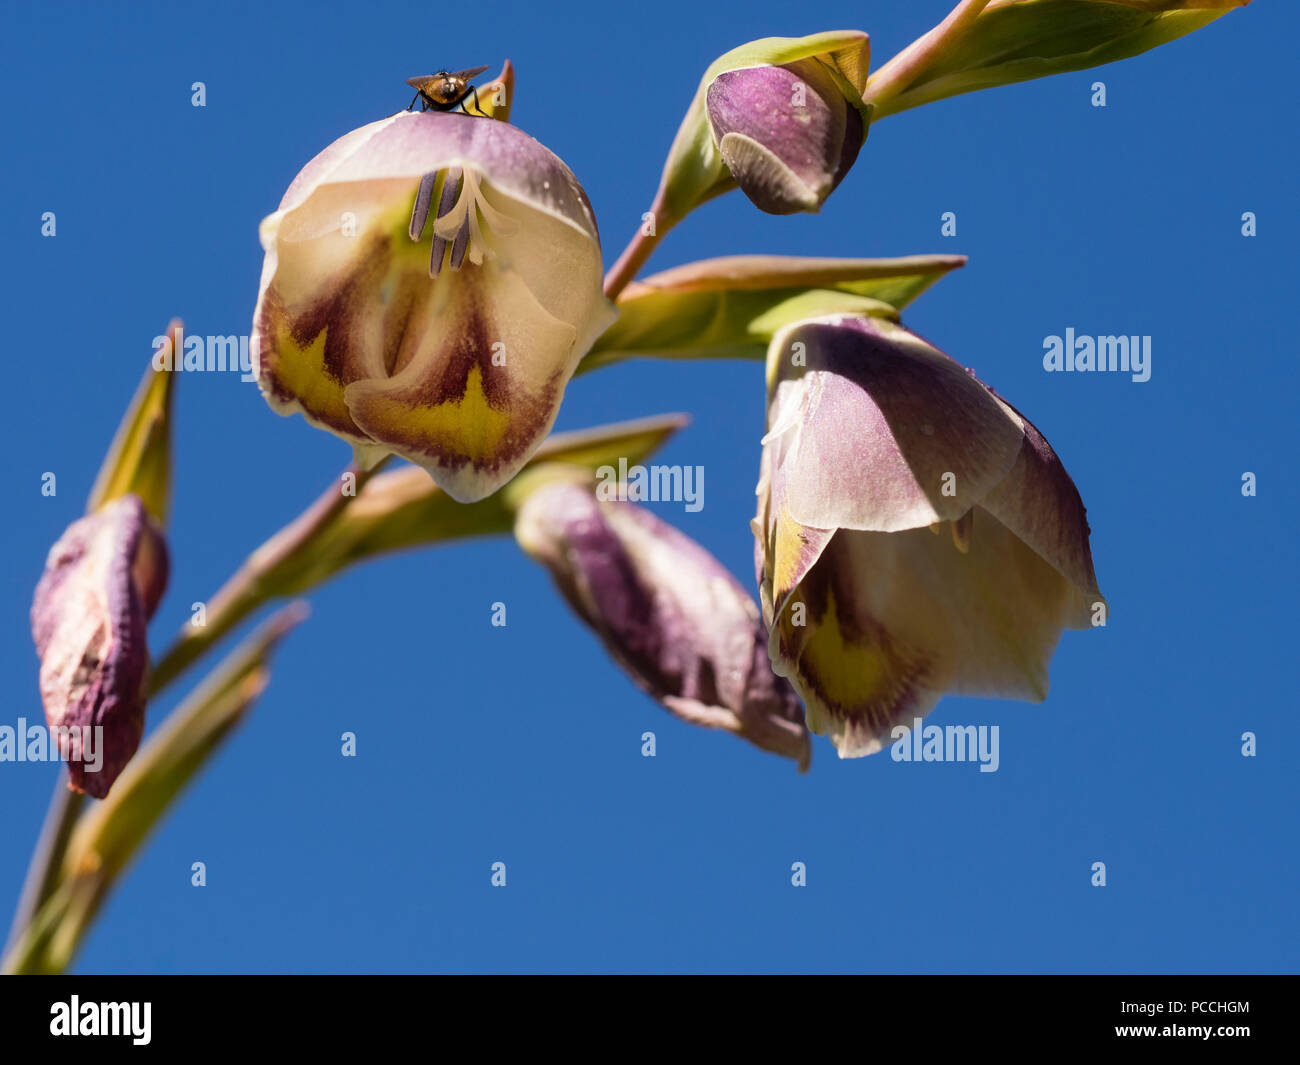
582, 254, 965, 372
87, 321, 180, 525
868, 0, 1248, 119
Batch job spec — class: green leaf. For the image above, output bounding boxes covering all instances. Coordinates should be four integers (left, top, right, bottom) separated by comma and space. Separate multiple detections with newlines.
581, 254, 966, 372
658, 31, 873, 221
3, 604, 305, 974
275, 414, 690, 589
86, 320, 179, 524
145, 415, 689, 696
872, 0, 1247, 119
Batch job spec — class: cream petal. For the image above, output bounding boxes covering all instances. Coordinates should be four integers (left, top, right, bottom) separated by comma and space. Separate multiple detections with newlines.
343, 260, 577, 503
775, 510, 1091, 757
273, 112, 602, 242
253, 205, 406, 446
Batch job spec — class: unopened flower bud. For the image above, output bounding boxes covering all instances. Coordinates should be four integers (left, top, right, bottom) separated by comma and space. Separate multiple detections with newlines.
706, 57, 865, 214
31, 495, 169, 797
516, 480, 809, 768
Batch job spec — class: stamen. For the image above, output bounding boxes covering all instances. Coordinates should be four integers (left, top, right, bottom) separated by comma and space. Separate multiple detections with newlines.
411, 167, 516, 276
409, 172, 438, 241
950, 510, 972, 554
450, 219, 470, 269
429, 168, 462, 277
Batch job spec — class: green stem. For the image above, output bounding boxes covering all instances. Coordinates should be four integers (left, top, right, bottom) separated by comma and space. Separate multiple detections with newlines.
5, 456, 387, 972
3, 775, 82, 959
602, 193, 679, 302
149, 456, 389, 697
863, 0, 992, 119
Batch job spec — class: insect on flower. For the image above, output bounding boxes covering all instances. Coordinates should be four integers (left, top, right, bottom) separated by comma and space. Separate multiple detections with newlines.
406, 66, 490, 115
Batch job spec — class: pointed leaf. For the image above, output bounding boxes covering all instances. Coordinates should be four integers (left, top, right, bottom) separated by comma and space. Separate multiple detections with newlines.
87, 320, 179, 523
4, 604, 306, 974
279, 414, 691, 587
582, 254, 965, 372
145, 415, 689, 697
476, 59, 515, 122
871, 0, 1249, 119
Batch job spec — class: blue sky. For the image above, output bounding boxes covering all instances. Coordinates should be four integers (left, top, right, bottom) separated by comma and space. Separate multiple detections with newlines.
1, 0, 1294, 973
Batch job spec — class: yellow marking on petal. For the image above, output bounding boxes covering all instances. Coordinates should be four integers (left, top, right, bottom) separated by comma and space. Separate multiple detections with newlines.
350, 363, 512, 464
267, 323, 354, 430
784, 585, 924, 726
772, 511, 811, 599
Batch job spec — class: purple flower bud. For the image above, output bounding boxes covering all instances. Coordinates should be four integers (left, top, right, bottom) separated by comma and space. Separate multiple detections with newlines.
31, 495, 169, 797
706, 58, 865, 215
516, 480, 810, 768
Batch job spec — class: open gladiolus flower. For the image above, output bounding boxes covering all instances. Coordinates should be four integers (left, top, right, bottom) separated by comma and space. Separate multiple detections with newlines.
30, 495, 169, 797
754, 315, 1103, 758
253, 111, 616, 502
516, 479, 811, 768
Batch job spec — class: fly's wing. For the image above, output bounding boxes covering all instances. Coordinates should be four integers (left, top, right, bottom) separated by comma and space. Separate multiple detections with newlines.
406, 75, 440, 89
447, 65, 489, 81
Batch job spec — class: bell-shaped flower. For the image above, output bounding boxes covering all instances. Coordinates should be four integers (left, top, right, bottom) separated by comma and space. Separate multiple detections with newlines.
516, 478, 810, 768
253, 111, 616, 502
754, 314, 1103, 758
30, 495, 169, 797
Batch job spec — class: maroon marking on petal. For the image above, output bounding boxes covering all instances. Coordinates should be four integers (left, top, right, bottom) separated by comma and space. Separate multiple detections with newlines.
255, 255, 395, 441
403, 302, 509, 409
784, 534, 934, 742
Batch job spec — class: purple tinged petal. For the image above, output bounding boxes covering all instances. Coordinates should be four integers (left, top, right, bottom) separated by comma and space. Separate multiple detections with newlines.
977, 396, 1102, 598
517, 481, 810, 768
706, 59, 863, 215
273, 112, 602, 243
765, 315, 1025, 534
30, 495, 169, 797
